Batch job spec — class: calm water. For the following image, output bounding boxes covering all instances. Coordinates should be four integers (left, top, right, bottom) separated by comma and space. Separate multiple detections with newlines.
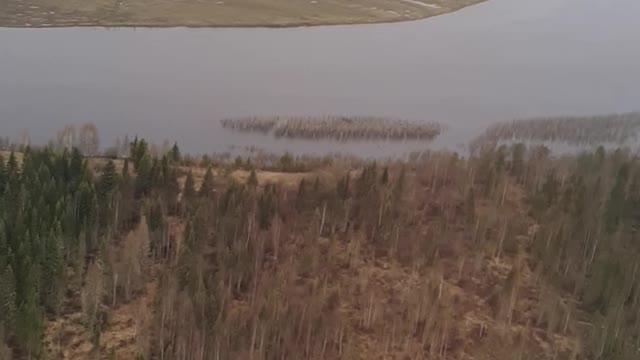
1, 0, 639, 156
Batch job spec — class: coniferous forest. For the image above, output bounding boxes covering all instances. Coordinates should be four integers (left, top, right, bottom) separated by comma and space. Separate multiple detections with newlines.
2, 134, 640, 359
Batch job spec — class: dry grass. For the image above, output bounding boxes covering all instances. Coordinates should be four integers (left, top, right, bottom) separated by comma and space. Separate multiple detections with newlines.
231, 169, 309, 188
0, 151, 24, 166
0, 0, 487, 28
88, 157, 126, 174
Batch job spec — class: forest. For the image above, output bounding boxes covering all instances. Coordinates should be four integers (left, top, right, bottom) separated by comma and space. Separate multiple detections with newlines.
1, 128, 640, 359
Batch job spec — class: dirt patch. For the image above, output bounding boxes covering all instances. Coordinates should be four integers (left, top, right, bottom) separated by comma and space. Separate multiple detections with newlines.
0, 0, 488, 28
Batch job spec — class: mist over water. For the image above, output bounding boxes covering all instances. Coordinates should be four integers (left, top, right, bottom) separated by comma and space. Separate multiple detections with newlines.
1, 0, 639, 156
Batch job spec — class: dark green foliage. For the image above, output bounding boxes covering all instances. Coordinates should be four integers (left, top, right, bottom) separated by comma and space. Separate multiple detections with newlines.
130, 138, 149, 172
0, 142, 171, 356
279, 152, 293, 172
135, 153, 153, 197
97, 161, 119, 232
199, 167, 214, 198
170, 142, 181, 164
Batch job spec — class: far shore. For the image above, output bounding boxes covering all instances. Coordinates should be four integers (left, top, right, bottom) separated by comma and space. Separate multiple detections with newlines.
0, 0, 488, 28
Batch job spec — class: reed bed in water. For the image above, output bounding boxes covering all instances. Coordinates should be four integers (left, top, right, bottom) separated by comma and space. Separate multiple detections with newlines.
475, 112, 640, 146
220, 116, 442, 141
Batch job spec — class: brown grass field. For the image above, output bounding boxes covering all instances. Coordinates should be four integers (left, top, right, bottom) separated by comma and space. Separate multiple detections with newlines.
0, 0, 487, 28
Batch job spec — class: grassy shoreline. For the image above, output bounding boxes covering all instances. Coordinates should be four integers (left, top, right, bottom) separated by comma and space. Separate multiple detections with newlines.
0, 0, 487, 28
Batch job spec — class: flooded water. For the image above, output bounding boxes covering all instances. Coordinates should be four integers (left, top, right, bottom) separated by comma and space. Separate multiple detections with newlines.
1, 0, 639, 156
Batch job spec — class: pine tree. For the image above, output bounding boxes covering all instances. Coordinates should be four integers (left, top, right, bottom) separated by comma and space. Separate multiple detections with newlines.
132, 139, 149, 171
135, 153, 152, 197
170, 142, 181, 164
69, 147, 85, 186
0, 264, 17, 330
7, 151, 18, 178
15, 281, 41, 357
98, 160, 118, 198
41, 227, 63, 314
279, 153, 293, 172
199, 167, 214, 198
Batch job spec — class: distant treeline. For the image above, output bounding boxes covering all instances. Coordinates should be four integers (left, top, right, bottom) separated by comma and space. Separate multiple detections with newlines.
473, 112, 640, 147
220, 116, 442, 141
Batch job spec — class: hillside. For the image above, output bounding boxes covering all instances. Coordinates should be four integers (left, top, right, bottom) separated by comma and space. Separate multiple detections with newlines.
0, 0, 487, 28
0, 141, 639, 359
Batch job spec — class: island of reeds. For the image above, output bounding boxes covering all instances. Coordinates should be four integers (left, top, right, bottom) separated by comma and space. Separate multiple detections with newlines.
220, 116, 443, 141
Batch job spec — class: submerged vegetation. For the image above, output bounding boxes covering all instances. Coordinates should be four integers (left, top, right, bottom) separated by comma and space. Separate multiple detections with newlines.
474, 112, 640, 147
3, 121, 640, 358
221, 116, 443, 142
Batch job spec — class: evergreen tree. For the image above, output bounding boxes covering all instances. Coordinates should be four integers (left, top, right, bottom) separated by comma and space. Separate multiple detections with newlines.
7, 151, 18, 178
0, 264, 17, 330
199, 167, 214, 198
279, 153, 293, 172
132, 139, 149, 171
170, 142, 181, 164
15, 281, 41, 357
41, 227, 63, 313
135, 153, 152, 197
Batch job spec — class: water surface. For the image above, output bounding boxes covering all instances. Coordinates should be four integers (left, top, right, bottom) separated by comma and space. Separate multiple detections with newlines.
1, 0, 639, 156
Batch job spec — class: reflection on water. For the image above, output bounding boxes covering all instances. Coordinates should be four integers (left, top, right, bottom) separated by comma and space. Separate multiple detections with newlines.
0, 0, 639, 156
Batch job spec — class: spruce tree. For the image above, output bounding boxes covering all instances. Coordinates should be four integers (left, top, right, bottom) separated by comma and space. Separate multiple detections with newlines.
199, 167, 214, 198
170, 142, 181, 164
135, 154, 152, 197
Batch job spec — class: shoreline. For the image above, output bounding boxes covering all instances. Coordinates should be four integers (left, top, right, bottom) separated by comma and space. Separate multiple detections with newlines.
0, 0, 488, 29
